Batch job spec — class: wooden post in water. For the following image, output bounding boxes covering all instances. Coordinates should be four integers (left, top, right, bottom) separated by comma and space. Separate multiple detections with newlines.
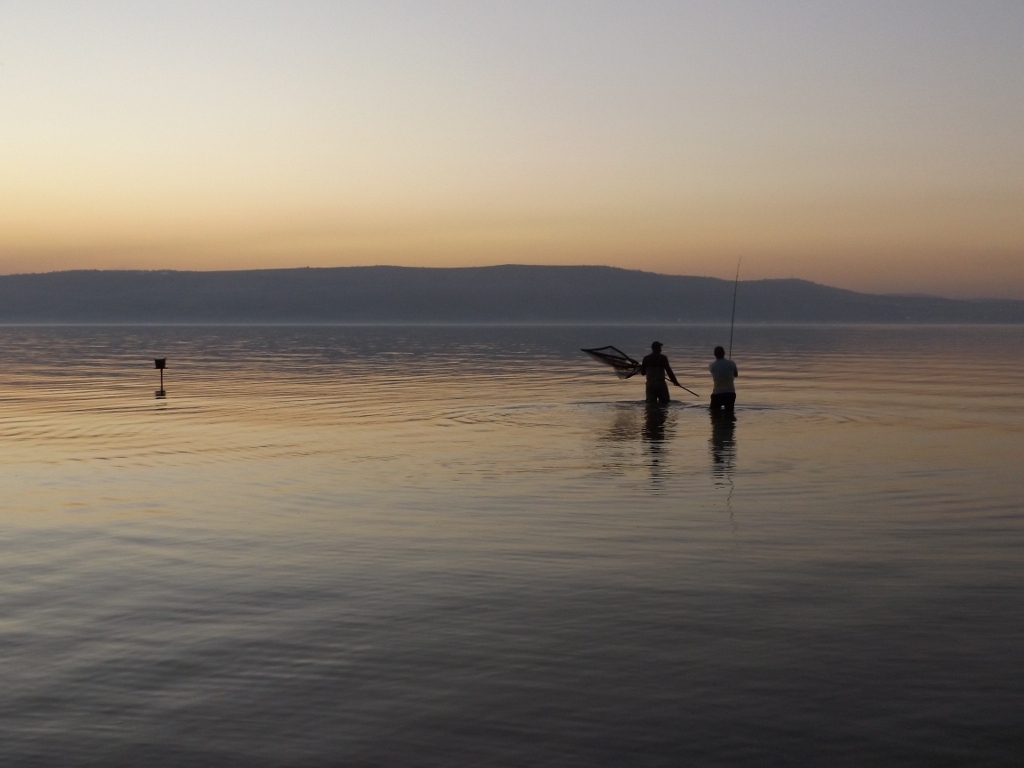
154, 358, 166, 398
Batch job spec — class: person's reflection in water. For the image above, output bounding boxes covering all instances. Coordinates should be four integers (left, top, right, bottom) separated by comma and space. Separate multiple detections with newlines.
643, 403, 670, 489
597, 404, 676, 489
709, 410, 737, 486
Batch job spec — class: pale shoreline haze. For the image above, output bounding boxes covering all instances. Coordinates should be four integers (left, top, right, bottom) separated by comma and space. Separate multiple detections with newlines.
1, 2, 1022, 298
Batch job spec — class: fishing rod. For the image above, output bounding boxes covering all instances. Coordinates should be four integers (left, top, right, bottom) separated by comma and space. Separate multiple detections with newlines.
728, 257, 741, 359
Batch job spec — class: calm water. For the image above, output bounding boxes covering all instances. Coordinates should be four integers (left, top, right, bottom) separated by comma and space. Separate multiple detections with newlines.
1, 324, 1022, 766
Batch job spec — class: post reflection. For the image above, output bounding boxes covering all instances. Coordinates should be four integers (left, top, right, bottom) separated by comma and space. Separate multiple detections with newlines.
709, 410, 737, 485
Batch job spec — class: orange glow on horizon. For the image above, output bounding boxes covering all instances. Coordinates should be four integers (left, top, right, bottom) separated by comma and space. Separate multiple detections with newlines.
1, 3, 1022, 298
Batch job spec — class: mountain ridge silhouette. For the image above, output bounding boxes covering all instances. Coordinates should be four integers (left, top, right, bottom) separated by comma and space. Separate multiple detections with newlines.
0, 265, 1020, 323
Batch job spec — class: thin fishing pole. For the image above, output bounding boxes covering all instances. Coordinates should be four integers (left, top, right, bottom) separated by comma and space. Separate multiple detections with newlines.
728, 258, 741, 359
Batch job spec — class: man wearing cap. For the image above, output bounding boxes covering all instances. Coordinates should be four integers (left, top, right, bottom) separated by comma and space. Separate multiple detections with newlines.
639, 341, 682, 404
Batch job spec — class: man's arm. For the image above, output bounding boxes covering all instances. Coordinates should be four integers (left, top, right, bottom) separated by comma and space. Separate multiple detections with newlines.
665, 362, 681, 387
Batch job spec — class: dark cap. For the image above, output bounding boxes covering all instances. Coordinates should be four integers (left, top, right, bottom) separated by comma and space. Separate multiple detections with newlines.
651, 341, 662, 349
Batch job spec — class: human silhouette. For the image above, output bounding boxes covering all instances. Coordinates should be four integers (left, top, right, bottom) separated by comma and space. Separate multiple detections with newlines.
640, 341, 682, 404
708, 346, 738, 412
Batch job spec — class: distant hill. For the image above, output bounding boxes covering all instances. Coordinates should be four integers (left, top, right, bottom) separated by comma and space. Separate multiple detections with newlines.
0, 265, 1021, 323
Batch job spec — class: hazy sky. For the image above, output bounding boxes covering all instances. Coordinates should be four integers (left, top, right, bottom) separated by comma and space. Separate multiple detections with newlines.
2, 2, 1022, 297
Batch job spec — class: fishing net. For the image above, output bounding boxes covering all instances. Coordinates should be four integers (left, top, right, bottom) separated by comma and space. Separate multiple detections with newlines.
581, 346, 640, 379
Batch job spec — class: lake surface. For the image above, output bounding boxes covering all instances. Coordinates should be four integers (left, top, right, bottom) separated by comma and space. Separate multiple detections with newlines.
1, 324, 1022, 766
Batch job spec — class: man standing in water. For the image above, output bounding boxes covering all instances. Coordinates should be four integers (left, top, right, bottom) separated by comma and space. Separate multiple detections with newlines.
640, 341, 682, 404
709, 346, 738, 411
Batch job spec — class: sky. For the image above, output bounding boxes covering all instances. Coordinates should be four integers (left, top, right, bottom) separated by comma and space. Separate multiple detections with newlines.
1, 1, 1022, 298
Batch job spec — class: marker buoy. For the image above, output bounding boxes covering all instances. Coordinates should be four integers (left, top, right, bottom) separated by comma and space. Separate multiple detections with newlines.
154, 358, 166, 398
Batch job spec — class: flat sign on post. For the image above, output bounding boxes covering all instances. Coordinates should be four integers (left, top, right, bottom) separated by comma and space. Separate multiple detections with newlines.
154, 359, 167, 398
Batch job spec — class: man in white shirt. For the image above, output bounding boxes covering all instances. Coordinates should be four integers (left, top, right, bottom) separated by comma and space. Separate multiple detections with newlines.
709, 346, 738, 412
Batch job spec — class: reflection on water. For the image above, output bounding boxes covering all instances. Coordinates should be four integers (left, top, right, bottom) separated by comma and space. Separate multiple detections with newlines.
0, 324, 1023, 766
709, 410, 737, 484
603, 404, 641, 443
599, 402, 679, 489
709, 410, 738, 524
642, 403, 669, 444
642, 403, 671, 489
